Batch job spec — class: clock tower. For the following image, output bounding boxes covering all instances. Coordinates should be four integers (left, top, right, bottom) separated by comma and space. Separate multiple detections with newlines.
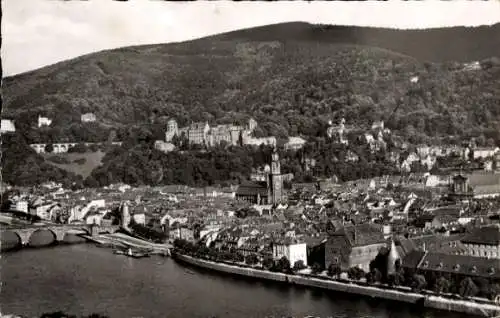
268, 148, 283, 205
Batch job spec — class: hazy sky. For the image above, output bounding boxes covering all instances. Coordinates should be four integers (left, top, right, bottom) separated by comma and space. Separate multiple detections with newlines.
3, 0, 500, 77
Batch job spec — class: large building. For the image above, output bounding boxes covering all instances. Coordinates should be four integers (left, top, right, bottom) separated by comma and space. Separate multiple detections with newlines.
164, 118, 266, 147
1, 119, 16, 134
324, 224, 387, 272
236, 149, 284, 205
272, 238, 308, 267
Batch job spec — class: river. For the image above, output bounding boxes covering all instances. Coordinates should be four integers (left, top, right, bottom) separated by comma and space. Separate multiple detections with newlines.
0, 244, 472, 318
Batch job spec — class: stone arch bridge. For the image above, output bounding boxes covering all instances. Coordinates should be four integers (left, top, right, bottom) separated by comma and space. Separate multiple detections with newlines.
1, 224, 120, 246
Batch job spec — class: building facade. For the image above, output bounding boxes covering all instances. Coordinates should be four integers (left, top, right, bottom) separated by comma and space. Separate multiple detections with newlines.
324, 224, 387, 272
272, 240, 308, 267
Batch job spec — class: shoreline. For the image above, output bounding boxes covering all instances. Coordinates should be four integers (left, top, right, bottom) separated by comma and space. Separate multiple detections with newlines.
172, 252, 500, 318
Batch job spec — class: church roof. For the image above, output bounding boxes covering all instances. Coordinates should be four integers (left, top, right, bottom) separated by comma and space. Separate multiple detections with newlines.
236, 181, 268, 196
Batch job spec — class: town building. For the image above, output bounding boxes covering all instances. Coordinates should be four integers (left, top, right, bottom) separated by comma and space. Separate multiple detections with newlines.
451, 172, 500, 199
38, 116, 52, 127
461, 225, 500, 259
414, 252, 500, 284
81, 113, 96, 123
324, 224, 387, 272
272, 238, 308, 267
10, 200, 28, 213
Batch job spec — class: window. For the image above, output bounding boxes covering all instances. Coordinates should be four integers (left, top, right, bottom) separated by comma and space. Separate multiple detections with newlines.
423, 261, 429, 268
453, 264, 460, 271
471, 266, 477, 273
489, 267, 495, 275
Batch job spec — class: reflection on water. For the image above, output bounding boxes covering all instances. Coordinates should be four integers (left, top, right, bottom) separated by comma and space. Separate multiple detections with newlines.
1, 244, 472, 318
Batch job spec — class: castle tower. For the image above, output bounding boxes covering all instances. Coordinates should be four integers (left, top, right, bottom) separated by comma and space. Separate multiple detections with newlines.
121, 201, 131, 228
268, 148, 283, 205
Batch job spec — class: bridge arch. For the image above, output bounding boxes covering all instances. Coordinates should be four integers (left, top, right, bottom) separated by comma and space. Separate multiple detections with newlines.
28, 228, 58, 247
0, 230, 23, 251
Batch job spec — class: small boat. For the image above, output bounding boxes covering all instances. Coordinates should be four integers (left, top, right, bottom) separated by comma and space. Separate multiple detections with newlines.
113, 249, 126, 255
113, 247, 150, 258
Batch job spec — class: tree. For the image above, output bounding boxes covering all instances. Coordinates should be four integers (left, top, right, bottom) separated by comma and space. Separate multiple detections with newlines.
45, 143, 54, 153
262, 256, 274, 270
245, 254, 259, 266
434, 276, 451, 294
327, 263, 342, 278
459, 277, 479, 298
347, 267, 365, 280
276, 256, 292, 273
311, 262, 323, 275
411, 274, 427, 292
293, 260, 307, 271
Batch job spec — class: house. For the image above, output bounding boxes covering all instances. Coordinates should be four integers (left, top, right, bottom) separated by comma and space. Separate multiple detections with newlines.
169, 226, 195, 242
81, 113, 96, 123
272, 238, 308, 267
10, 200, 28, 213
461, 225, 500, 259
451, 172, 500, 199
324, 224, 387, 272
1, 119, 16, 133
38, 116, 52, 127
285, 136, 307, 151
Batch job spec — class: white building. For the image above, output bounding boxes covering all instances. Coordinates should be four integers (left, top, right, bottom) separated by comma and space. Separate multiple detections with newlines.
1, 119, 16, 133
81, 113, 97, 123
285, 136, 307, 151
133, 213, 146, 225
473, 147, 500, 160
38, 116, 52, 127
11, 200, 28, 213
272, 240, 308, 267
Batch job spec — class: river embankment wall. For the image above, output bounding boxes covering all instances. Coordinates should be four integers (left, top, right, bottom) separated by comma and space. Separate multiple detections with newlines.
174, 253, 500, 318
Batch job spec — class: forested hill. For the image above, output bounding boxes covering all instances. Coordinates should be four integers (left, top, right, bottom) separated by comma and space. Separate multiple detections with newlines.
3, 22, 500, 145
209, 22, 500, 63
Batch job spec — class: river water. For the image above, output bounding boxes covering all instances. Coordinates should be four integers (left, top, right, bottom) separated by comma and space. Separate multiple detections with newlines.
1, 244, 471, 318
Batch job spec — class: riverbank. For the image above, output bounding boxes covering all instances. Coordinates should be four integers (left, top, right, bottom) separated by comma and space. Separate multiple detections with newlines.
172, 252, 500, 318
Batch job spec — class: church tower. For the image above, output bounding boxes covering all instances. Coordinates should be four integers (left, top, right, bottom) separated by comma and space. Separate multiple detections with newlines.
268, 149, 283, 205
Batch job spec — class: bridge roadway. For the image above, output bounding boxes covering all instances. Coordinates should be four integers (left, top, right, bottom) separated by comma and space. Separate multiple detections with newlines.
0, 224, 120, 246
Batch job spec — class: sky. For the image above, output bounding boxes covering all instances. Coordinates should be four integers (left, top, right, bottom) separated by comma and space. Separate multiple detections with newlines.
2, 0, 500, 77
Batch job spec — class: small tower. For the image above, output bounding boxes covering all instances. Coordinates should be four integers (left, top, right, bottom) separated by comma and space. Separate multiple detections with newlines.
387, 239, 401, 275
121, 201, 131, 228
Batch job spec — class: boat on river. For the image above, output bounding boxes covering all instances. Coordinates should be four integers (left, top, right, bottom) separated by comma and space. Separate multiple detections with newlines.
113, 247, 150, 258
